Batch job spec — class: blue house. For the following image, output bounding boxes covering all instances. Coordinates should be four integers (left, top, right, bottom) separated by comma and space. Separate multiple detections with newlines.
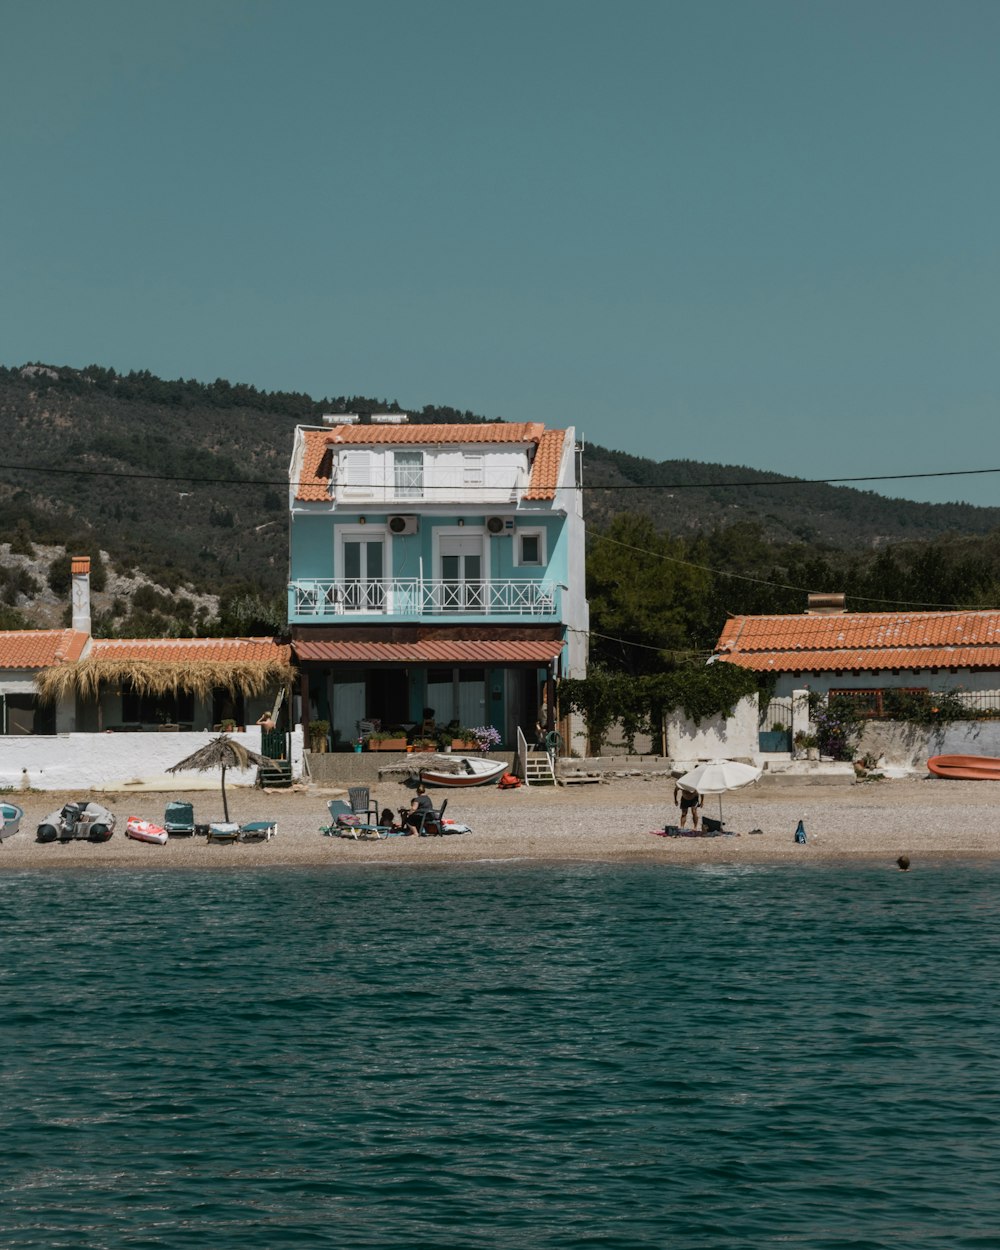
287, 416, 588, 749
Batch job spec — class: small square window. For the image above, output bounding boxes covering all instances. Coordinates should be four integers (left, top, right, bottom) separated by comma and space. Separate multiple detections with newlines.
520, 534, 541, 565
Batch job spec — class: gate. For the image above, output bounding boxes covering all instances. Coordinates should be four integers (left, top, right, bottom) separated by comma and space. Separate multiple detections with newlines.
759, 697, 793, 752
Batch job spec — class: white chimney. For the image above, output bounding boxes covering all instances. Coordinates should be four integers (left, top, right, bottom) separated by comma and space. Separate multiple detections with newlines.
71, 556, 92, 635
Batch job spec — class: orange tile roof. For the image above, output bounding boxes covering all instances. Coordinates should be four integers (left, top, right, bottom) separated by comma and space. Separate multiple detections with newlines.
719, 647, 1000, 673
89, 638, 291, 664
0, 630, 89, 670
293, 638, 564, 665
715, 610, 1000, 672
524, 428, 565, 501
71, 556, 90, 575
294, 423, 565, 503
323, 422, 545, 445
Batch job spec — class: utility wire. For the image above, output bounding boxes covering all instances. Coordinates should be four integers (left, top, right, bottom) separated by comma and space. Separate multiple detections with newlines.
2, 459, 1000, 494
592, 534, 994, 612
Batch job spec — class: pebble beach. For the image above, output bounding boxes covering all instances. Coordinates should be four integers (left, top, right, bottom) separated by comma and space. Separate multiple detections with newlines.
2, 774, 998, 868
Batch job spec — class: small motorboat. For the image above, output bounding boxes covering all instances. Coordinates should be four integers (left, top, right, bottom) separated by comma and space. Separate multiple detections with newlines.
125, 817, 169, 845
37, 801, 115, 843
927, 754, 1000, 780
419, 756, 508, 788
0, 802, 24, 841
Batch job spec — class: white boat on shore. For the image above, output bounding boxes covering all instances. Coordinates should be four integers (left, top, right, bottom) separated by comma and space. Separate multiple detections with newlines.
378, 751, 508, 788
0, 802, 24, 840
419, 757, 508, 788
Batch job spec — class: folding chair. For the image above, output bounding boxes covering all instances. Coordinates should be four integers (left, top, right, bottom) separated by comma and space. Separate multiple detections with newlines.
414, 797, 448, 836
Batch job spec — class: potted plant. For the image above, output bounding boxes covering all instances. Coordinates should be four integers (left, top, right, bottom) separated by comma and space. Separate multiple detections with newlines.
309, 719, 330, 753
451, 727, 478, 750
794, 730, 819, 761
367, 729, 408, 751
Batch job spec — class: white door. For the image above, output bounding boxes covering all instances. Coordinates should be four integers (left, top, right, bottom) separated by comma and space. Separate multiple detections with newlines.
439, 536, 484, 612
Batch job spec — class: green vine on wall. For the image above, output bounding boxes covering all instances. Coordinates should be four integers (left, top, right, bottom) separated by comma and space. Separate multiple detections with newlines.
558, 663, 760, 754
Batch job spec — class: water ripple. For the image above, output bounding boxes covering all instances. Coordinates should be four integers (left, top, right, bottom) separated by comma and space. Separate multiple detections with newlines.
2, 864, 1000, 1247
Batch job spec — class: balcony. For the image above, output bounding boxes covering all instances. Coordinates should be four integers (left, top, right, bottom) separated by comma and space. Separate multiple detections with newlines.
290, 578, 561, 621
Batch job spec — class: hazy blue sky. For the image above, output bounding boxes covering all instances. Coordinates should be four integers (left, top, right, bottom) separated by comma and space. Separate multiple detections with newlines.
3, 0, 998, 505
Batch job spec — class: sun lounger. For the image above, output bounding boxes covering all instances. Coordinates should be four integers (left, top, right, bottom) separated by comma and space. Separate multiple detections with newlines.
164, 800, 195, 837
239, 820, 277, 842
206, 822, 241, 844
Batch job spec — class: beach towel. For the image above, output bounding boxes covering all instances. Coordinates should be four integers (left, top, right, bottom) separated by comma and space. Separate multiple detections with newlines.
652, 825, 735, 839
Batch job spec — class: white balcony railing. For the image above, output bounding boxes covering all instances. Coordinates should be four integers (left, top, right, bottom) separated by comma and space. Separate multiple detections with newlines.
291, 578, 560, 618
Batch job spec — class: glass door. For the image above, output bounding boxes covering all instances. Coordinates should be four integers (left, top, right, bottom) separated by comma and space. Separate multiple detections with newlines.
439, 536, 484, 611
342, 537, 385, 611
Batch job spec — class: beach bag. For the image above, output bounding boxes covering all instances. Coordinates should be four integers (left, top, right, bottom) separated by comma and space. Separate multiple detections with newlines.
497, 772, 522, 789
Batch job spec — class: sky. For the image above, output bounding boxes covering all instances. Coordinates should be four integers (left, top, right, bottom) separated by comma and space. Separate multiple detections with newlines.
2, 0, 999, 507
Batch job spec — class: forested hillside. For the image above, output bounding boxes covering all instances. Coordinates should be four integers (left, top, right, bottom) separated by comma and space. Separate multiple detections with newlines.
1, 361, 999, 639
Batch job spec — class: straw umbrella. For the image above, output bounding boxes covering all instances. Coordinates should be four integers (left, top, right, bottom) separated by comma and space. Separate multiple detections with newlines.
167, 734, 273, 822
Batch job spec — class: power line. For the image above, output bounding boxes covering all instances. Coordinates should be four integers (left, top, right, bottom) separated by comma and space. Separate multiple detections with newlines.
2, 458, 1000, 495
592, 534, 994, 612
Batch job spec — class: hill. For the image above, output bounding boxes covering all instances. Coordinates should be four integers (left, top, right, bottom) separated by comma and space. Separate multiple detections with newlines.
1, 361, 999, 632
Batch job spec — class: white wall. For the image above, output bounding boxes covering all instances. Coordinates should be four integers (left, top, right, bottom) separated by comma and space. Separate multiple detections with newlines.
769, 671, 1000, 699
856, 720, 1000, 768
666, 695, 759, 763
0, 727, 304, 792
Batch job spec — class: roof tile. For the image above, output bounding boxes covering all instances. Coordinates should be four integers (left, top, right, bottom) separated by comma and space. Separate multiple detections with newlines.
89, 638, 291, 663
719, 646, 1000, 673
0, 630, 89, 670
717, 611, 1000, 652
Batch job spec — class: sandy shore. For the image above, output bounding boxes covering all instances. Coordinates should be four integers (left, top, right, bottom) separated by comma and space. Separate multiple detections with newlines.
1, 774, 998, 869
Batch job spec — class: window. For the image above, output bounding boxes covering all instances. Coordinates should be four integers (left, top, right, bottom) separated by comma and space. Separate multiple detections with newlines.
340, 451, 374, 498
394, 451, 423, 499
516, 529, 545, 567
463, 454, 484, 487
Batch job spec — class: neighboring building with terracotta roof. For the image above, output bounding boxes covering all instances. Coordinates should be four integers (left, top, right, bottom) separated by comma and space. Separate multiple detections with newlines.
713, 606, 1000, 702
287, 415, 588, 747
0, 630, 90, 733
0, 560, 294, 739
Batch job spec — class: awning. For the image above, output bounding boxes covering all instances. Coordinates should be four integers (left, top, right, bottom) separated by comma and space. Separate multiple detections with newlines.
293, 638, 564, 665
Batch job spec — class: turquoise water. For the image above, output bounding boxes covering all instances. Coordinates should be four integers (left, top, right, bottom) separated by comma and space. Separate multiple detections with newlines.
3, 863, 1000, 1248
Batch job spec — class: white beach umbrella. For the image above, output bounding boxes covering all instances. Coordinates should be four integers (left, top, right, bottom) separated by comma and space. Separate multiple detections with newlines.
676, 759, 762, 823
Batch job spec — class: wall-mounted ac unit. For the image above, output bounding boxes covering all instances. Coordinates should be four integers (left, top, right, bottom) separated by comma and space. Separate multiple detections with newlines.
486, 515, 515, 535
388, 515, 419, 535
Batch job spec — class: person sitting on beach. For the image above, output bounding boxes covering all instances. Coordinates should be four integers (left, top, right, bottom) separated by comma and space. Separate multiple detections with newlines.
395, 784, 434, 835
673, 783, 701, 830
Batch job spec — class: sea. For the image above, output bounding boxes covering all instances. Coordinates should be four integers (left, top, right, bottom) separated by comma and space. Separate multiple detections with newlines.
3, 862, 999, 1249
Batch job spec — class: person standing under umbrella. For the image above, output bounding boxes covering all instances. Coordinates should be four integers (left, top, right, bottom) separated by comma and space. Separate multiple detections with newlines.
673, 782, 701, 830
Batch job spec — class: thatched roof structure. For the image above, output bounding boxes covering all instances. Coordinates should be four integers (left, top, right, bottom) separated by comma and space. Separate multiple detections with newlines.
168, 734, 275, 822
34, 644, 294, 705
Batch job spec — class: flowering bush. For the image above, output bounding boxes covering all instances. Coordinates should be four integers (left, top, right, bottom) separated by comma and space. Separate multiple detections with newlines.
471, 725, 502, 752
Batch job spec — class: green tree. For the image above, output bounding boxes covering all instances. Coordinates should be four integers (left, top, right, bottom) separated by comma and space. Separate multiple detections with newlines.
587, 513, 711, 675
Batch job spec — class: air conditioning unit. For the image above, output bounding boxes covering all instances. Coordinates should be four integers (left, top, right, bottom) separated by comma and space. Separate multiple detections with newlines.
388, 515, 419, 535
486, 516, 515, 535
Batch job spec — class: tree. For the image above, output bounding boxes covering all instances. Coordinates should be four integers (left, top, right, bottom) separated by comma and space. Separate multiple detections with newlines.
587, 513, 711, 675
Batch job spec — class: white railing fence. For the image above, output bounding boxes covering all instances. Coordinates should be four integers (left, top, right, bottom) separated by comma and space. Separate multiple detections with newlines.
292, 578, 559, 618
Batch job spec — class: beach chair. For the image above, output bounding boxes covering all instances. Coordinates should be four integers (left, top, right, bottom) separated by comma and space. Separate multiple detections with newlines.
164, 800, 195, 837
206, 822, 241, 844
239, 820, 277, 842
414, 798, 448, 837
348, 786, 379, 823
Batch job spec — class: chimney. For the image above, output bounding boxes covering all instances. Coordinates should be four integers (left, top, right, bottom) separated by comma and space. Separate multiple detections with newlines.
71, 556, 92, 635
806, 593, 846, 615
